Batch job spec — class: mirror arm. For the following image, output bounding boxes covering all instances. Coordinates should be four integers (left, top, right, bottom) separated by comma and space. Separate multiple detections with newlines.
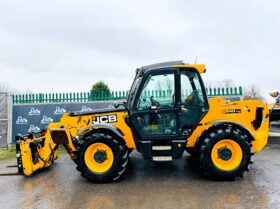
114, 101, 128, 110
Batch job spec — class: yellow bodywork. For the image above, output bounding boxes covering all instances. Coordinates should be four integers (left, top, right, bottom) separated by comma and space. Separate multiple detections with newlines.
187, 97, 269, 153
18, 132, 58, 176
19, 97, 268, 176
17, 63, 269, 177
172, 64, 206, 73
17, 111, 135, 176
58, 111, 135, 151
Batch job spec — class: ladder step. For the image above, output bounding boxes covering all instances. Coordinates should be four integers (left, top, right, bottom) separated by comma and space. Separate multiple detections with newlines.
152, 146, 172, 151
152, 156, 172, 161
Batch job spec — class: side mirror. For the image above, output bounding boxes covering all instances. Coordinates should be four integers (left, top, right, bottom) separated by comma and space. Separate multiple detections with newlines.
114, 102, 120, 108
114, 101, 127, 109
269, 91, 279, 98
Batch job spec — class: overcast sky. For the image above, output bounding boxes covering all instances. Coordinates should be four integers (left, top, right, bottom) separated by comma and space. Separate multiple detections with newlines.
0, 0, 279, 98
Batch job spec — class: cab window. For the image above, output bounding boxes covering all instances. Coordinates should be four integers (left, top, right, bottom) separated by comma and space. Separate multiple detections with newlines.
137, 73, 175, 110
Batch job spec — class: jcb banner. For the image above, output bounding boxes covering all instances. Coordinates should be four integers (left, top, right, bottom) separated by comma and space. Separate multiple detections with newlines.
12, 101, 115, 143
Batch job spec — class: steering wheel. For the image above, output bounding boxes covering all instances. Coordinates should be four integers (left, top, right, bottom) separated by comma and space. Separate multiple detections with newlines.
150, 96, 161, 107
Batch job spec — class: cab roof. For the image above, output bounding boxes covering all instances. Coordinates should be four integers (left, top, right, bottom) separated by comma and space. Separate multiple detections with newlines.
138, 60, 206, 74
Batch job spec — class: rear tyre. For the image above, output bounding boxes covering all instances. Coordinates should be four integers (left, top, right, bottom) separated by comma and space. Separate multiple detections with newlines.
76, 132, 128, 183
198, 126, 252, 180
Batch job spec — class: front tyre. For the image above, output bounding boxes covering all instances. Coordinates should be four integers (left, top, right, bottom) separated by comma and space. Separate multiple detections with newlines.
185, 147, 198, 159
198, 126, 252, 180
76, 132, 128, 183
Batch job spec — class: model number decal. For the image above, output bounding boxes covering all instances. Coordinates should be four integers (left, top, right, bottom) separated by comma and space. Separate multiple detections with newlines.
92, 115, 117, 124
223, 109, 241, 114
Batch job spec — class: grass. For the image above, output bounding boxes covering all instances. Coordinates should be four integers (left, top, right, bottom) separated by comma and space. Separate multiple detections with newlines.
0, 144, 67, 161
0, 146, 16, 160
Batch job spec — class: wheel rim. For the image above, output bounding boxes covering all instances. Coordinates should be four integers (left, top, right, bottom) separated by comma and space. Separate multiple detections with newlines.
84, 143, 114, 174
211, 139, 243, 171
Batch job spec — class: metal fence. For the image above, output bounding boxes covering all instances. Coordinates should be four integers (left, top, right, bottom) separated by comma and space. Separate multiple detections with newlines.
0, 92, 8, 147
12, 87, 243, 104
10, 87, 243, 144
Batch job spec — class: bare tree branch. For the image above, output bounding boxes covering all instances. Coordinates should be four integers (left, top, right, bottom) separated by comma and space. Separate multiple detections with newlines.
243, 84, 264, 101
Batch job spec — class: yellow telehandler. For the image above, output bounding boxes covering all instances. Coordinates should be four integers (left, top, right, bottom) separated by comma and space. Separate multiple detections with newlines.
13, 61, 270, 182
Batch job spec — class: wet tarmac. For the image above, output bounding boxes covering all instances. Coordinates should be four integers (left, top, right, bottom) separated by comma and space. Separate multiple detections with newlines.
0, 147, 280, 209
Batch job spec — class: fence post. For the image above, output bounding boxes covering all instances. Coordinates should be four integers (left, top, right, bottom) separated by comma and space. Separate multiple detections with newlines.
7, 93, 13, 146
239, 86, 243, 95
234, 87, 237, 95
122, 91, 125, 99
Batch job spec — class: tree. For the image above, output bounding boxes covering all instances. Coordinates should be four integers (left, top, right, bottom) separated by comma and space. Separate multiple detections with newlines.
0, 82, 9, 93
204, 79, 235, 89
0, 82, 33, 94
166, 78, 173, 91
90, 81, 110, 96
221, 79, 234, 88
243, 84, 264, 101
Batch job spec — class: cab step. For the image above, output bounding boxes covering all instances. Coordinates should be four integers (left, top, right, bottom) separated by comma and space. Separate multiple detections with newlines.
152, 146, 172, 151
139, 140, 186, 160
152, 156, 172, 161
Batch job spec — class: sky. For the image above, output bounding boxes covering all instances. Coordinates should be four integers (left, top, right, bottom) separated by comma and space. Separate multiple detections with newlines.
0, 0, 279, 100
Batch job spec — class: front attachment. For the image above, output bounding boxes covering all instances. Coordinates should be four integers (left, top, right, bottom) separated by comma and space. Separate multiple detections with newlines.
15, 131, 59, 176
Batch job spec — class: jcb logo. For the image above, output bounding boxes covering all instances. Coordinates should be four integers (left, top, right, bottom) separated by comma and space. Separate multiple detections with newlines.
93, 115, 117, 124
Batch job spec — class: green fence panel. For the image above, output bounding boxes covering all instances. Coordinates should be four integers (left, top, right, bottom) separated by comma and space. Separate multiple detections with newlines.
12, 87, 243, 104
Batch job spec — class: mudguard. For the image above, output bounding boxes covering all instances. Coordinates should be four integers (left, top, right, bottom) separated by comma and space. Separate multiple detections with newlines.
212, 120, 255, 140
78, 123, 124, 138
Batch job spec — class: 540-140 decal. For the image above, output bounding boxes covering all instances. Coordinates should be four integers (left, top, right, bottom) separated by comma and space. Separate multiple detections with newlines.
222, 109, 242, 114
92, 115, 117, 124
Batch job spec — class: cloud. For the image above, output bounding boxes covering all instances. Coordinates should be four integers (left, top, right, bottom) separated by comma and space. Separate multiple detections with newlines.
0, 0, 279, 98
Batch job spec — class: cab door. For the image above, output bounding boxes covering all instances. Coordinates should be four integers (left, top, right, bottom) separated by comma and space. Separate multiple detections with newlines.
179, 69, 209, 136
129, 69, 181, 141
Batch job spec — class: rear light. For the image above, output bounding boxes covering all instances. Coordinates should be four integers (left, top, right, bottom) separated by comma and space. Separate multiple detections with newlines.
41, 130, 47, 136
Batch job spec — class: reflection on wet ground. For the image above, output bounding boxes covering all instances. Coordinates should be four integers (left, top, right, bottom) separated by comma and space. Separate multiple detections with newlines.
0, 147, 279, 209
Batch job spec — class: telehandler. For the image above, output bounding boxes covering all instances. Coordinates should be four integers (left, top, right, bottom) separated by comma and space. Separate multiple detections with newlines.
14, 61, 270, 182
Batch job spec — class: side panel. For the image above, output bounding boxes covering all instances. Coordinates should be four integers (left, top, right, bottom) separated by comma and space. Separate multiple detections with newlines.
187, 97, 269, 153
60, 111, 136, 148
93, 112, 136, 148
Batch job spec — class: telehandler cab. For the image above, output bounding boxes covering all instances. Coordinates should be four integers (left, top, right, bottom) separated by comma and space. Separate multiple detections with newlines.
14, 61, 269, 182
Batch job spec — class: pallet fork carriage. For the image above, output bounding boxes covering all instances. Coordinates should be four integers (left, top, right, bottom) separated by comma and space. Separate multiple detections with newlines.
2, 61, 270, 182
